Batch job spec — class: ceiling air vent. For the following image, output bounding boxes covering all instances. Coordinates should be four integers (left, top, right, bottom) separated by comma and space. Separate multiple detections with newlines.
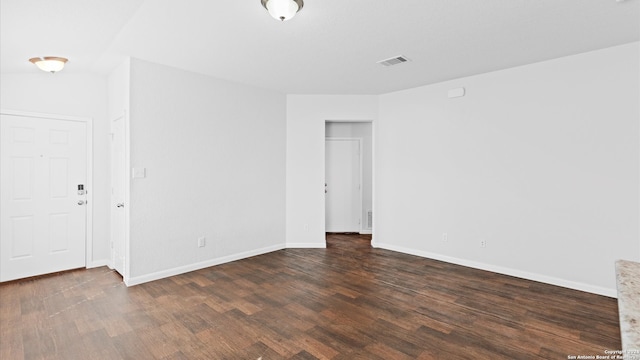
377, 55, 410, 67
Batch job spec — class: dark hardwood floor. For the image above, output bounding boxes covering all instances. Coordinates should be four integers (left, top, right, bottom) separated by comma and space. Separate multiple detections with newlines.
1, 233, 621, 359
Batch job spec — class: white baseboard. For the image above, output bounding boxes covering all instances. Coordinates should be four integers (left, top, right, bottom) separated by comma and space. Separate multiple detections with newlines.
375, 242, 617, 298
125, 243, 286, 287
359, 230, 372, 235
120, 239, 616, 297
87, 259, 110, 269
286, 243, 327, 249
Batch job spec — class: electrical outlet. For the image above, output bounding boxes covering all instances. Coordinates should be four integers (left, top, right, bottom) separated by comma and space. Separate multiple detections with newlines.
442, 233, 448, 242
198, 237, 206, 248
480, 239, 487, 248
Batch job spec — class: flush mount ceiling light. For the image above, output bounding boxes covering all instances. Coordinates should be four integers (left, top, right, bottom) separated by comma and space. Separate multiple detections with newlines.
28, 56, 68, 73
261, 0, 303, 21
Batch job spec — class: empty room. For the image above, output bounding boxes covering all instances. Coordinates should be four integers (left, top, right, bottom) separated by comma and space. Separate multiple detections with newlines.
1, 0, 639, 359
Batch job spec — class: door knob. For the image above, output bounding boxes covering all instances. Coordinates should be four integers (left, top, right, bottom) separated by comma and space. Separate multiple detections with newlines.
77, 200, 85, 205
116, 203, 124, 208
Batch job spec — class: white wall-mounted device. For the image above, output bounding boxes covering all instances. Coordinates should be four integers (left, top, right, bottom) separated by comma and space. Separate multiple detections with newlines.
448, 87, 466, 98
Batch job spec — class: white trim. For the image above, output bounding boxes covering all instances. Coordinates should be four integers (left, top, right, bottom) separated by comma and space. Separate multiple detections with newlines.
122, 109, 131, 284
357, 138, 364, 233
286, 243, 327, 248
374, 241, 617, 298
359, 230, 372, 235
371, 120, 376, 244
0, 109, 90, 123
125, 243, 286, 286
325, 119, 374, 123
87, 259, 110, 268
85, 118, 94, 269
0, 109, 94, 272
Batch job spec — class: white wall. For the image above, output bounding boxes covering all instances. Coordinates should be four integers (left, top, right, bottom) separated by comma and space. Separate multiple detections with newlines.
0, 72, 111, 266
3, 46, 636, 297
376, 42, 640, 296
107, 59, 130, 121
325, 122, 373, 233
286, 95, 378, 247
126, 59, 286, 283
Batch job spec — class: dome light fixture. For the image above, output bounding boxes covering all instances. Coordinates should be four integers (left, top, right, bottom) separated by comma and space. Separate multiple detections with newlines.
29, 56, 68, 73
261, 0, 303, 21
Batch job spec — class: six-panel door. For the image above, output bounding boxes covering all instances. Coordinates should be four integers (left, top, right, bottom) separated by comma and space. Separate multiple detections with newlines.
0, 114, 87, 282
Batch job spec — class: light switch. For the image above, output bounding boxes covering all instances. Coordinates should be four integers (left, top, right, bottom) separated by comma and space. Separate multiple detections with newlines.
132, 167, 146, 179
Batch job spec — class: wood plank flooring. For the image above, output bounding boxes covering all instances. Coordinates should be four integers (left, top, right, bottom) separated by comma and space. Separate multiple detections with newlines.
0, 233, 621, 359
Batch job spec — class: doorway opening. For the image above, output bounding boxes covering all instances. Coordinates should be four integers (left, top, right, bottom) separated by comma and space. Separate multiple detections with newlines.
110, 112, 127, 281
324, 121, 373, 247
325, 233, 373, 250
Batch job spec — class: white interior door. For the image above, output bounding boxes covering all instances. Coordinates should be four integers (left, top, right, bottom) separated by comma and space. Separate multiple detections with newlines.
111, 115, 126, 276
325, 138, 361, 232
1, 114, 87, 282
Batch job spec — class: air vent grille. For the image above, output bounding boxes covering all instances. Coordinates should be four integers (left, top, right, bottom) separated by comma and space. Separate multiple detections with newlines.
377, 56, 410, 67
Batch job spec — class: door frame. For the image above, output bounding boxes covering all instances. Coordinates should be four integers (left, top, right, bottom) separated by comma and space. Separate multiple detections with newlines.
110, 111, 130, 283
323, 119, 375, 246
325, 137, 363, 233
0, 109, 94, 269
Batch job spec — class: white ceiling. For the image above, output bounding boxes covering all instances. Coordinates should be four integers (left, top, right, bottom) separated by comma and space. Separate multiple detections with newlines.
1, 0, 638, 94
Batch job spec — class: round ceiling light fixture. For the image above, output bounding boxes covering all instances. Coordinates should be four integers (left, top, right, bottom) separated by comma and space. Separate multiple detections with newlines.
29, 56, 68, 73
261, 0, 303, 21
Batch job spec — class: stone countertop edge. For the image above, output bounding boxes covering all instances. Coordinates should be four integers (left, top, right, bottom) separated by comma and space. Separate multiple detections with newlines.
615, 259, 640, 353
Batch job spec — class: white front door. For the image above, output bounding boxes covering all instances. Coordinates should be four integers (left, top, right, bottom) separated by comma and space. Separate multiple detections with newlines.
1, 114, 87, 282
325, 138, 361, 232
111, 114, 126, 276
